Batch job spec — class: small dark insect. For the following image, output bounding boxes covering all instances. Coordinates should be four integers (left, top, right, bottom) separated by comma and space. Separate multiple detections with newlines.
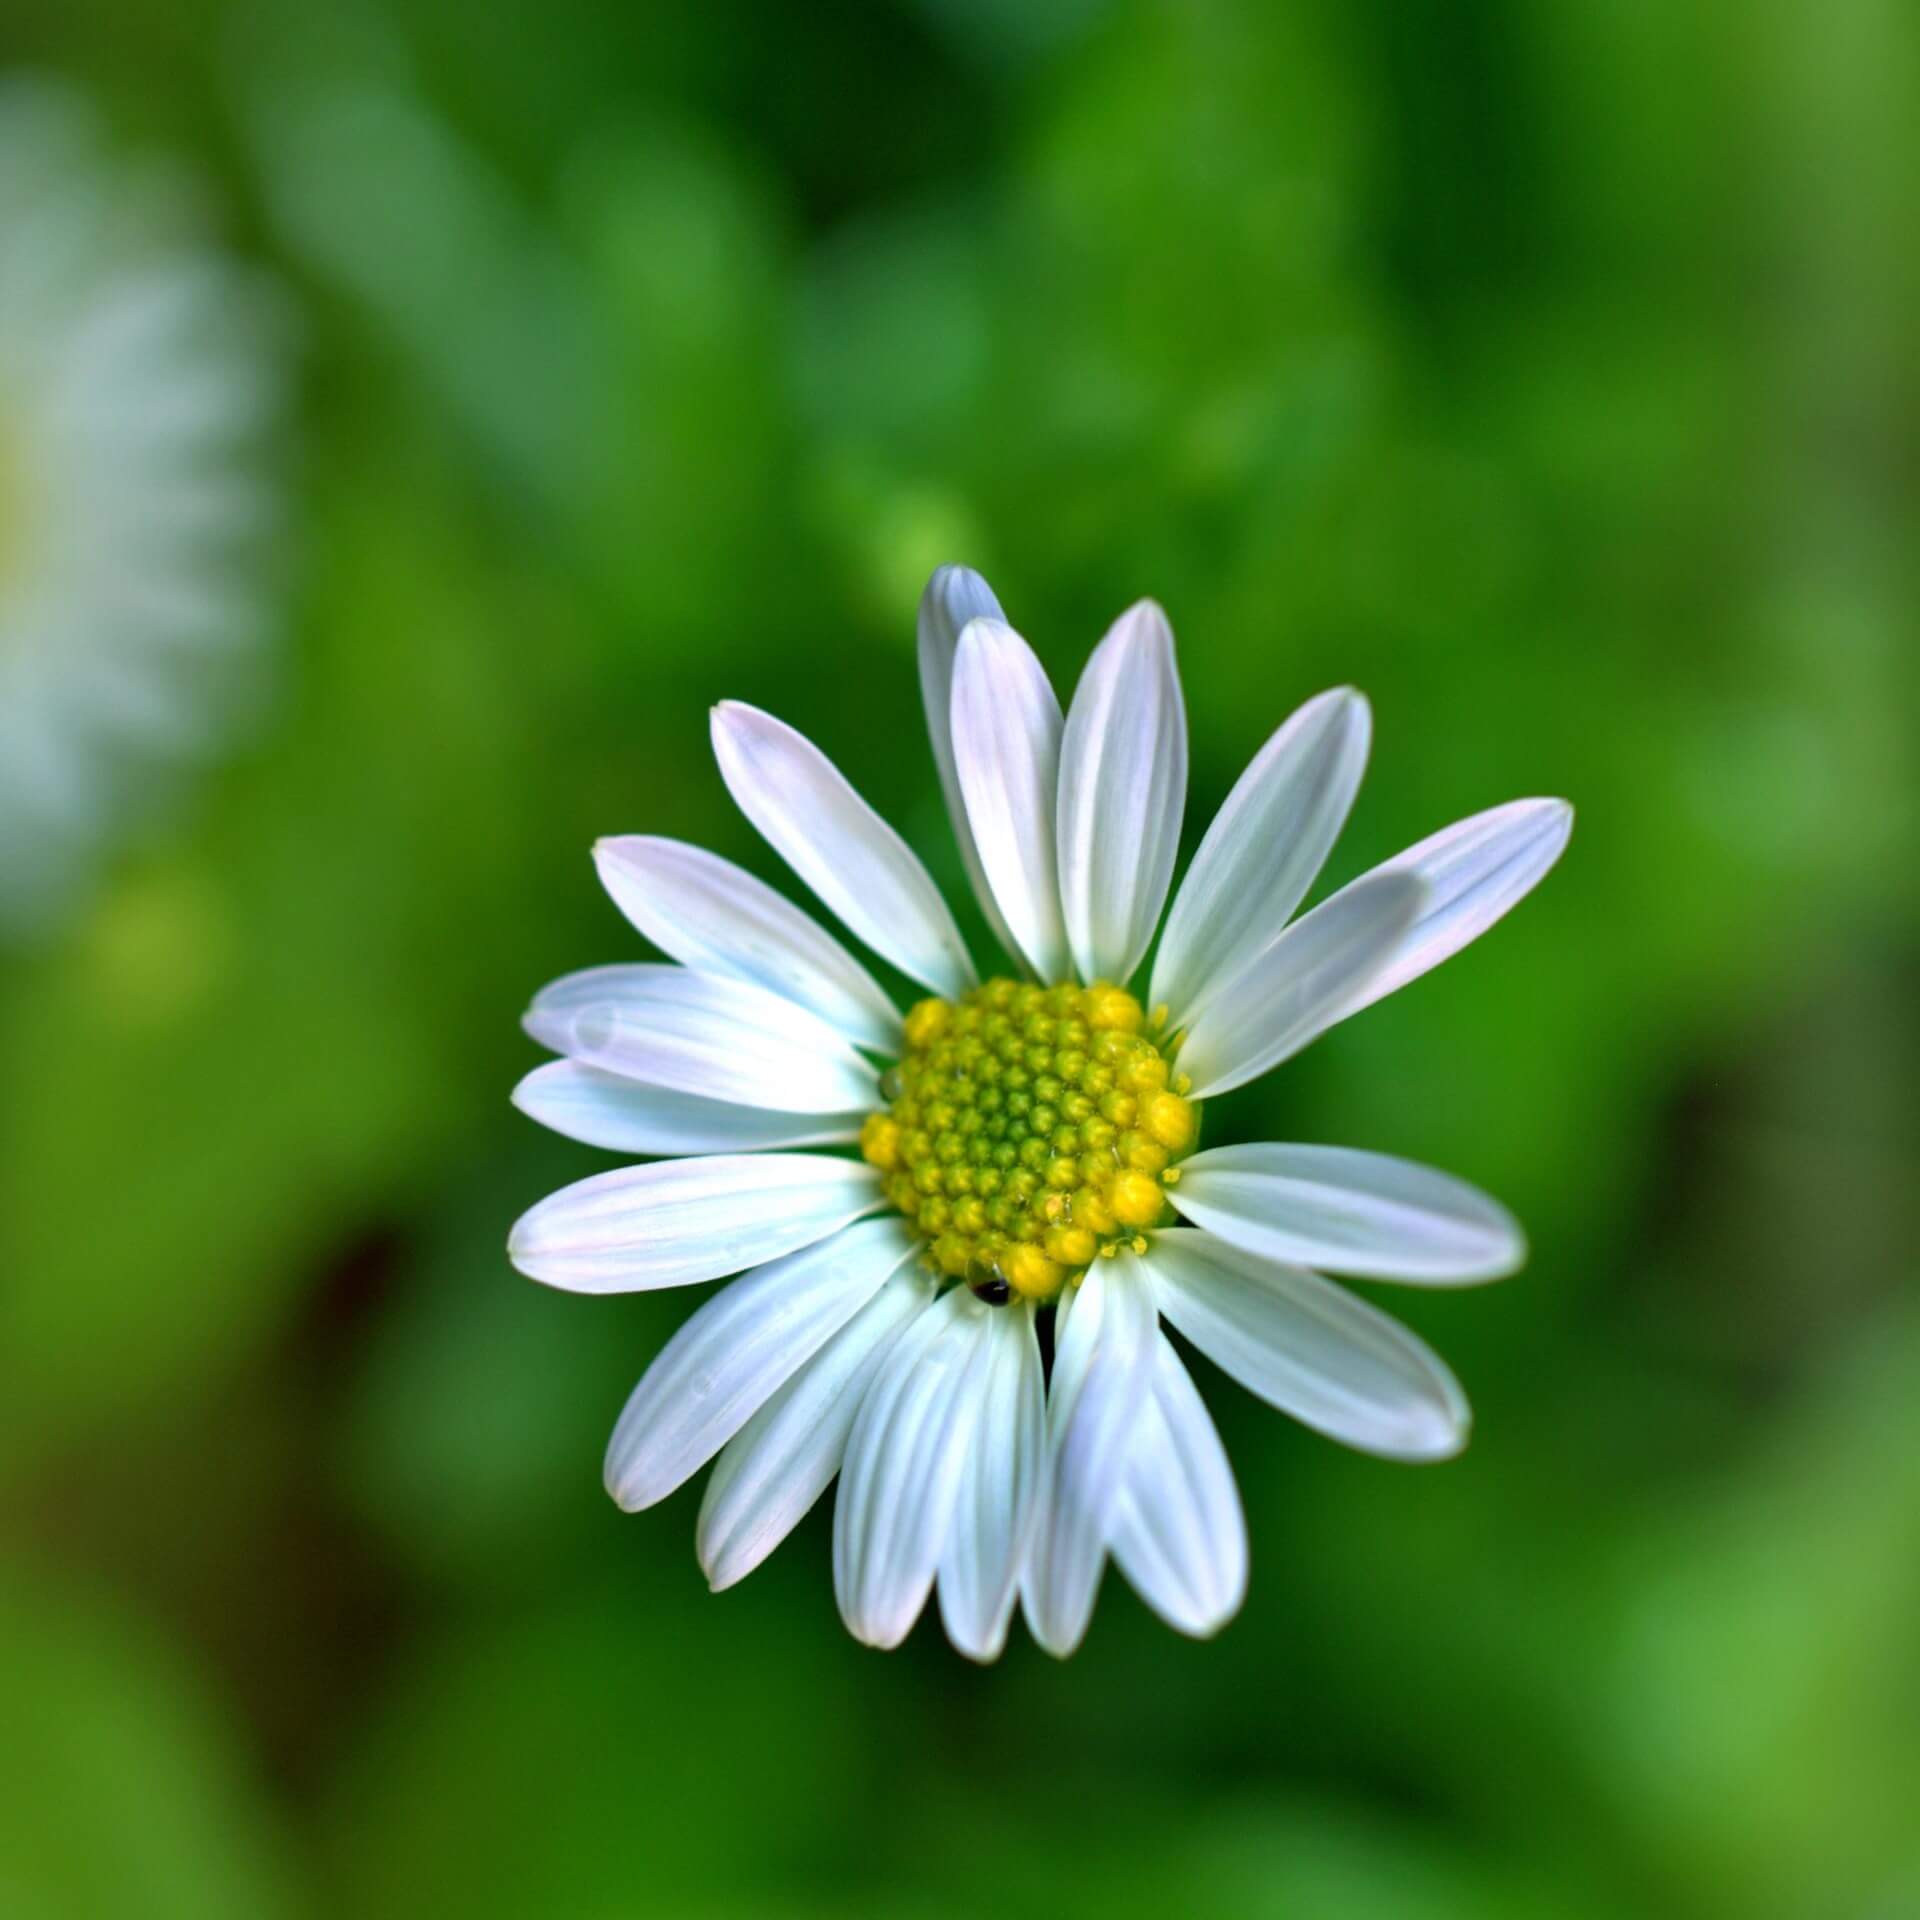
968, 1276, 1012, 1306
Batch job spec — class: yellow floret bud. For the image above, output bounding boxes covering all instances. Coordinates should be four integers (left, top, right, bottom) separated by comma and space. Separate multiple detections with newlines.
1143, 1090, 1197, 1152
1085, 985, 1145, 1033
903, 998, 952, 1049
1045, 1226, 1098, 1268
1074, 1186, 1118, 1236
860, 1113, 902, 1170
932, 1233, 973, 1277
1004, 1242, 1064, 1302
1109, 1169, 1167, 1229
1121, 1130, 1171, 1175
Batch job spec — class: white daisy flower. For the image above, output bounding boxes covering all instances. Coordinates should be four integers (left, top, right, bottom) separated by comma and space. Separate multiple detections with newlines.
0, 77, 288, 936
510, 565, 1571, 1659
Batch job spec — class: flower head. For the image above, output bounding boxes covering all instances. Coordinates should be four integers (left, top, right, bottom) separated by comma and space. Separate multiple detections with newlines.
0, 77, 289, 936
511, 565, 1570, 1658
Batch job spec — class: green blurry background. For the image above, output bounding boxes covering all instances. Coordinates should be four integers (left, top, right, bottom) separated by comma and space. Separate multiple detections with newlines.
4, 0, 1917, 1914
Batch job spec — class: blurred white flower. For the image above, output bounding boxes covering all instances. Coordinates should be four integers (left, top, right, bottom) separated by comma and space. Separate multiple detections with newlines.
0, 77, 289, 937
510, 566, 1571, 1659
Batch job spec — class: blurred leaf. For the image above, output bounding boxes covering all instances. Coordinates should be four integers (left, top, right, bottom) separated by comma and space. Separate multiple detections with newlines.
0, 1572, 294, 1919
0, 432, 549, 1450
323, 1577, 883, 1917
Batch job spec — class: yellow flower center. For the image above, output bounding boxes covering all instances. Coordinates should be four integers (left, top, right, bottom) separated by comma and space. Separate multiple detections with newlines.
859, 978, 1199, 1306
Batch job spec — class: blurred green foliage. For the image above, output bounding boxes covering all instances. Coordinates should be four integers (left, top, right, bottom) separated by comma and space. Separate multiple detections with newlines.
2, 0, 1916, 1914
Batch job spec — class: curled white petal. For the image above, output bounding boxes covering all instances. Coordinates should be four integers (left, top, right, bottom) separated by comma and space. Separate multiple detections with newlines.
1331, 798, 1573, 1017
522, 963, 661, 1051
937, 1302, 1046, 1663
593, 835, 901, 1051
536, 965, 877, 1116
512, 1061, 863, 1157
1150, 688, 1371, 1022
603, 1216, 919, 1511
711, 700, 975, 998
1022, 1252, 1159, 1658
833, 1285, 997, 1649
1055, 601, 1187, 985
1147, 1228, 1471, 1462
507, 1153, 882, 1294
916, 564, 1022, 963
950, 618, 1069, 981
1177, 872, 1426, 1099
1171, 1143, 1526, 1284
698, 1271, 933, 1591
1110, 1331, 1247, 1638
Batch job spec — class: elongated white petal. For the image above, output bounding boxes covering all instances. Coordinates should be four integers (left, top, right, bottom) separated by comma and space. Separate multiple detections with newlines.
937, 1304, 1045, 1663
1148, 1229, 1471, 1461
523, 963, 666, 1052
698, 1272, 933, 1590
1023, 1253, 1158, 1658
917, 565, 1022, 963
529, 959, 869, 1076
1177, 872, 1425, 1099
512, 1061, 863, 1157
1171, 1143, 1526, 1284
1055, 601, 1187, 985
553, 967, 877, 1116
711, 701, 975, 998
833, 1285, 997, 1649
507, 1154, 882, 1294
1150, 688, 1371, 1021
592, 836, 901, 1052
603, 1216, 919, 1511
1110, 1331, 1247, 1638
1331, 798, 1573, 1017
950, 619, 1070, 981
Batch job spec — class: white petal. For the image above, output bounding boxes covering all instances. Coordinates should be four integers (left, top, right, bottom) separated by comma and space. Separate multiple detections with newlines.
1055, 601, 1188, 985
1171, 1143, 1526, 1284
917, 564, 1023, 965
833, 1285, 997, 1649
698, 1271, 933, 1591
512, 1061, 863, 1156
937, 1303, 1046, 1663
507, 1154, 883, 1294
1022, 1253, 1158, 1658
548, 966, 878, 1115
711, 701, 976, 998
950, 619, 1070, 981
522, 963, 664, 1052
1110, 1331, 1247, 1638
592, 835, 901, 1052
1150, 688, 1371, 1021
1176, 872, 1425, 1100
1331, 798, 1573, 1017
603, 1216, 919, 1511
1147, 1228, 1471, 1461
